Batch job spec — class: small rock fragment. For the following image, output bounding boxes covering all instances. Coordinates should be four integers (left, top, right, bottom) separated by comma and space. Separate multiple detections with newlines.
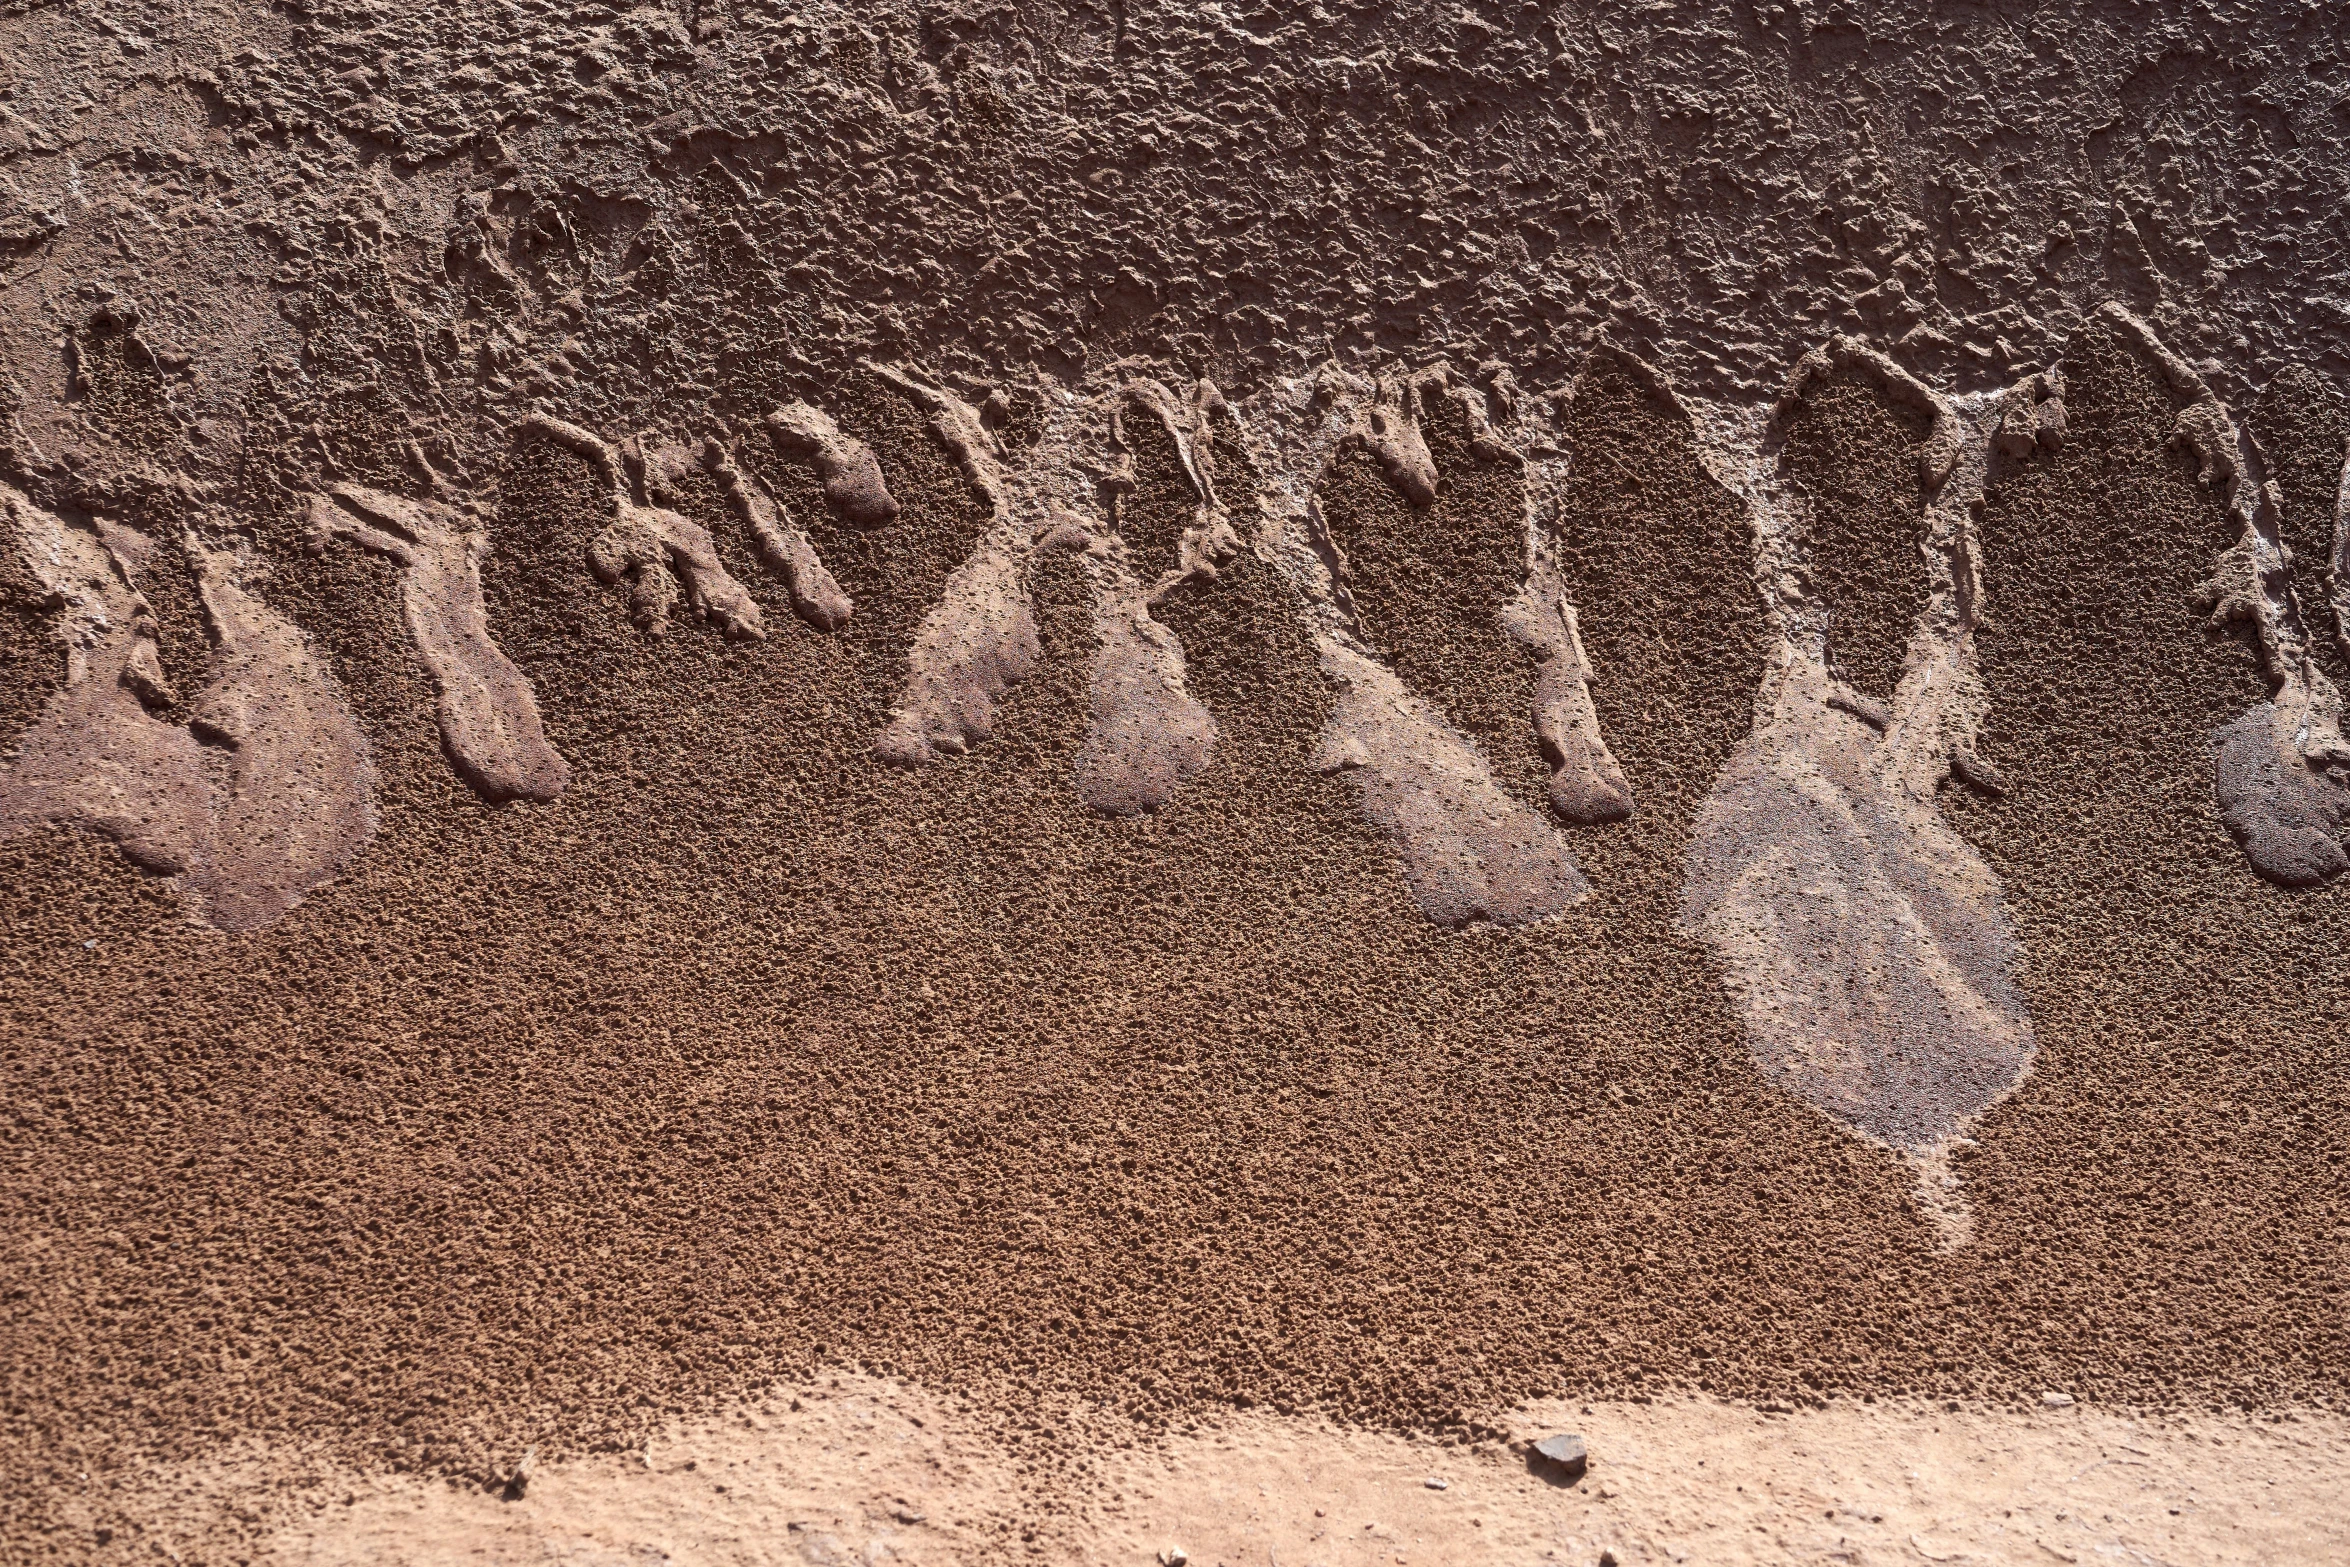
2042, 1391, 2076, 1408
1531, 1432, 1588, 1479
1424, 1476, 1448, 1490
498, 1444, 536, 1501
1158, 1548, 1187, 1566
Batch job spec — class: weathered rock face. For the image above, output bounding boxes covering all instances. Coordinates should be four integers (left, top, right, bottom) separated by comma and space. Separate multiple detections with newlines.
5, 0, 2350, 1556
5, 0, 2348, 467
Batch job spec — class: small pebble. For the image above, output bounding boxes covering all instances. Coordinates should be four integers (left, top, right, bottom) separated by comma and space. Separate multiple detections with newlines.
1424, 1476, 1447, 1490
1532, 1432, 1589, 1479
2042, 1391, 2076, 1408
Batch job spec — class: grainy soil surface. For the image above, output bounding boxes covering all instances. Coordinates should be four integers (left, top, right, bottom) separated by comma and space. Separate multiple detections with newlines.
5, 0, 2350, 1561
7, 336, 2347, 1567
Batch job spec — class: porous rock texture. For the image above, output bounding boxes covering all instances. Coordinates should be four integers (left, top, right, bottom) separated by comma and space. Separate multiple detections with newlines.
4, 0, 2350, 1559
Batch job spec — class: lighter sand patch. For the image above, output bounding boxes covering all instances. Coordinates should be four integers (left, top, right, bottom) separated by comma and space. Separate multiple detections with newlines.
113, 1377, 2349, 1566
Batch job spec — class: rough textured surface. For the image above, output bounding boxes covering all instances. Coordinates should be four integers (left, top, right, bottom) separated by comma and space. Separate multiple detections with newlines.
6, 0, 2350, 1559
1683, 359, 2037, 1247
306, 485, 569, 803
0, 483, 213, 881
181, 540, 378, 932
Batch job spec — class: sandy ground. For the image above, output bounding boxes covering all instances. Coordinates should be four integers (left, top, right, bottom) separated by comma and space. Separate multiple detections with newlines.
78, 1377, 2345, 1567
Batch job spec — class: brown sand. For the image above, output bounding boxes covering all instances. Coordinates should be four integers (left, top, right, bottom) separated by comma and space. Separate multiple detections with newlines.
1781, 380, 1934, 705
7, 1, 2350, 1556
1928, 318, 2350, 1395
5, 337, 2348, 1559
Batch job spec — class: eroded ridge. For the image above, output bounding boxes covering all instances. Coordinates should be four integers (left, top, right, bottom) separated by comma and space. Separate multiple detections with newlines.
0, 481, 379, 932
306, 485, 570, 803
1352, 368, 1444, 509
1675, 341, 2047, 1247
710, 435, 852, 632
2095, 305, 2350, 888
1508, 355, 1641, 825
516, 416, 766, 640
183, 537, 379, 933
863, 361, 1046, 766
1069, 372, 1232, 815
1228, 366, 1588, 927
764, 401, 899, 529
0, 480, 211, 876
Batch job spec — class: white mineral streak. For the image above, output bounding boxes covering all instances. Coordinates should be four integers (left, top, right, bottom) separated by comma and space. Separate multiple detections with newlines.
1679, 348, 2038, 1250
1232, 368, 1588, 928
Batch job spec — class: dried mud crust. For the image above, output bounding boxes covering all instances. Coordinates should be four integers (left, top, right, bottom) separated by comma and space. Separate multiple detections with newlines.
1316, 392, 1548, 806
1781, 378, 1935, 703
1937, 321, 2349, 1387
1547, 360, 1768, 893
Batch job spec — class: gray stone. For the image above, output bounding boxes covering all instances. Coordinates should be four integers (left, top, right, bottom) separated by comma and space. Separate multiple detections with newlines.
1532, 1433, 1588, 1478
